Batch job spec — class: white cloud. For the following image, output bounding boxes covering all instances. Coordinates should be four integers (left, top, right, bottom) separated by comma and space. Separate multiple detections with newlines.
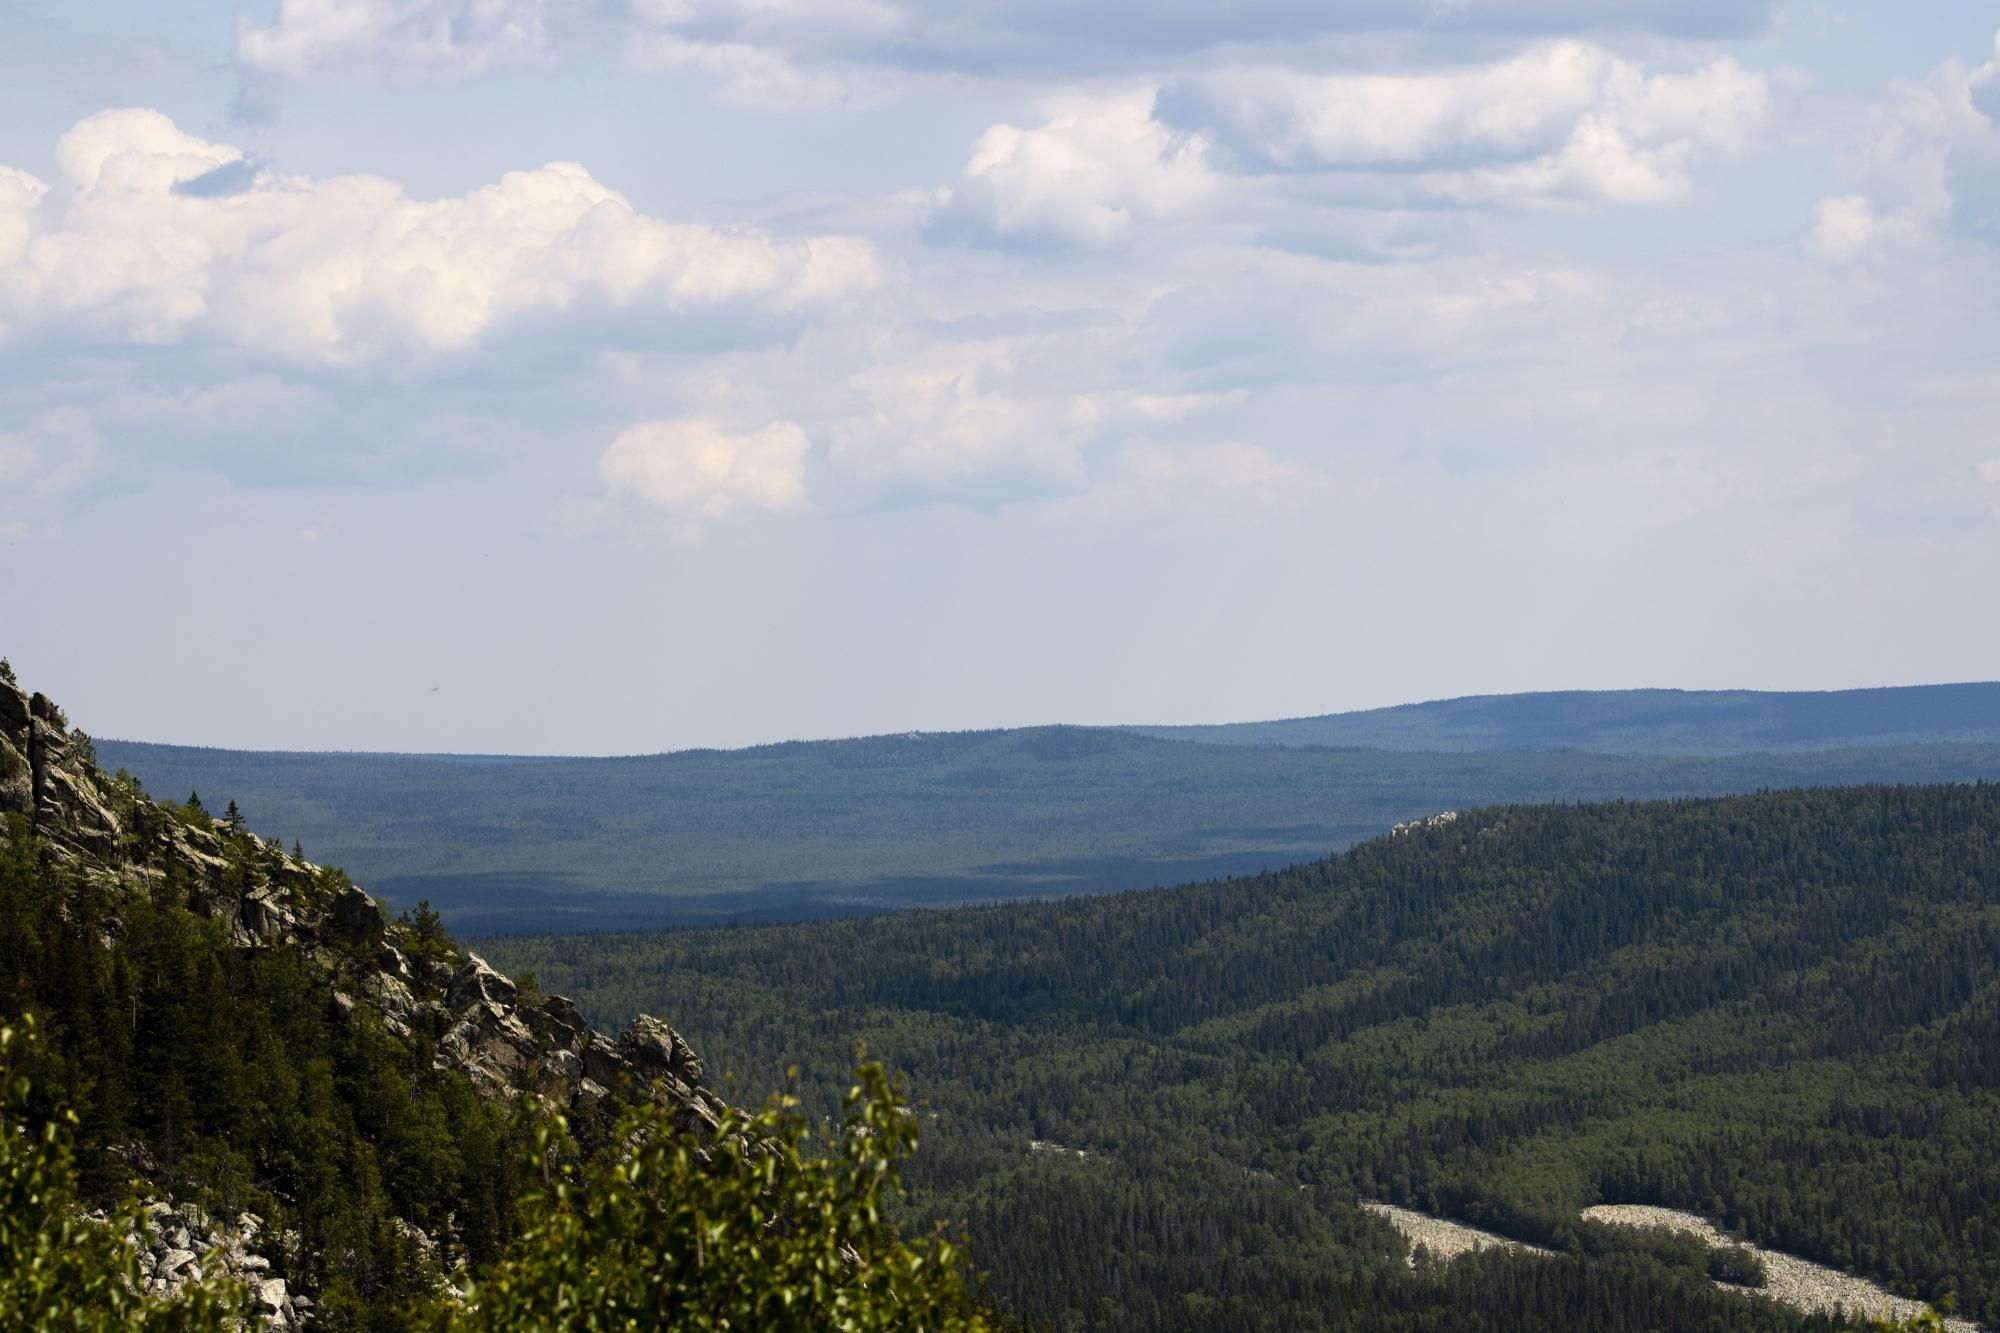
1981, 459, 2000, 484
1170, 43, 1769, 207
0, 408, 99, 501
599, 417, 810, 523
1969, 28, 2000, 119
237, 0, 580, 79
1804, 194, 1916, 263
0, 109, 881, 363
826, 332, 1234, 497
0, 168, 49, 283
936, 92, 1215, 246
1821, 32, 2000, 247
624, 35, 857, 109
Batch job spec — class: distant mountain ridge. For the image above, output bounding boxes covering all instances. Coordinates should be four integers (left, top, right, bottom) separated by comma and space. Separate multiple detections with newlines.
1126, 682, 2000, 753
94, 682, 2000, 932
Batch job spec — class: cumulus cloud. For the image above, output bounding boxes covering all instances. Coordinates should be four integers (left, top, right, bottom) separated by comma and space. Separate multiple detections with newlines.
934, 93, 1215, 246
237, 0, 584, 79
1819, 31, 2000, 248
827, 333, 1232, 497
599, 417, 810, 523
0, 109, 881, 363
624, 34, 858, 109
1804, 194, 1918, 263
1166, 42, 1769, 207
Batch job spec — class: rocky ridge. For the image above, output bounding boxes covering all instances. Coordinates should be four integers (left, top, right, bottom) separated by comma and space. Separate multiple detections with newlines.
1, 671, 730, 1318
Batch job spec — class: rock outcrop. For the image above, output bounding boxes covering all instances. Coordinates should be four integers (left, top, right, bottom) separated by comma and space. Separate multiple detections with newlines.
112, 1201, 314, 1329
3, 670, 731, 1324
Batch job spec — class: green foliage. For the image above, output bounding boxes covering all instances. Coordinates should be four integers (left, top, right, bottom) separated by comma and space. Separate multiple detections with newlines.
0, 811, 517, 1329
401, 899, 455, 973
1, 1016, 247, 1331
2, 736, 1009, 1332
1867, 1312, 1952, 1332
489, 784, 2000, 1331
1708, 1244, 1769, 1288
453, 1061, 996, 1333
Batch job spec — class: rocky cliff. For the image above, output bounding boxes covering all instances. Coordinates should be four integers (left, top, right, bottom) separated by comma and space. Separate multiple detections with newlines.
1, 670, 729, 1321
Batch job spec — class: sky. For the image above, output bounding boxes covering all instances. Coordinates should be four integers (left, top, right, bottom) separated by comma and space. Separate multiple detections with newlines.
2, 1, 1997, 754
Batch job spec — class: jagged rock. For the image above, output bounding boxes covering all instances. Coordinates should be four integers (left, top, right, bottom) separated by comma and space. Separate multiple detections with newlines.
622, 1013, 704, 1086
536, 1047, 583, 1100
363, 971, 418, 1036
448, 953, 517, 1011
542, 994, 586, 1046
432, 953, 551, 1096
28, 691, 64, 728
377, 944, 412, 980
329, 885, 385, 943
0, 678, 29, 735
16, 670, 731, 1321
241, 889, 301, 945
582, 1033, 624, 1087
41, 764, 122, 853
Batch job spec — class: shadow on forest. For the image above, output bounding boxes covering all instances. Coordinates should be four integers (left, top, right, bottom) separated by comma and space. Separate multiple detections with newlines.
382, 847, 1327, 938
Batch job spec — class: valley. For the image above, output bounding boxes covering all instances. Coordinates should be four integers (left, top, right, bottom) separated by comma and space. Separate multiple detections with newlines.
485, 784, 2000, 1330
96, 683, 2000, 931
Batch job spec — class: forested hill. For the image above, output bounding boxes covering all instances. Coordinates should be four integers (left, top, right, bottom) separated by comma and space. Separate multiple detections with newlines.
1128, 681, 2000, 753
488, 783, 2000, 1331
99, 705, 2000, 931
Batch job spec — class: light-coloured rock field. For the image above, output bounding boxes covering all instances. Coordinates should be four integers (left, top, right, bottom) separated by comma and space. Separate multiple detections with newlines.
1361, 1202, 1553, 1266
1582, 1204, 1981, 1332
1364, 1199, 1983, 1331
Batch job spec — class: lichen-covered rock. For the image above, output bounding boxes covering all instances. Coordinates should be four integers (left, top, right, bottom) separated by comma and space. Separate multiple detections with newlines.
16, 672, 733, 1317
623, 1013, 705, 1087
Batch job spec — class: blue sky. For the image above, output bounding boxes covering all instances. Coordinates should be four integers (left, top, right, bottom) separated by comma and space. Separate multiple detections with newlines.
3, 1, 1997, 753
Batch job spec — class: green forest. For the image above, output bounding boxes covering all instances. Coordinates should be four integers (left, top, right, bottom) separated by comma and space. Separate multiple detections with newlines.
487, 785, 2000, 1331
99, 722, 2000, 931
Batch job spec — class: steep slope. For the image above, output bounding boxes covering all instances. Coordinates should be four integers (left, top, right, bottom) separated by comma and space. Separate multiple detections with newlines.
0, 674, 726, 1324
490, 784, 2000, 1331
1129, 681, 2000, 752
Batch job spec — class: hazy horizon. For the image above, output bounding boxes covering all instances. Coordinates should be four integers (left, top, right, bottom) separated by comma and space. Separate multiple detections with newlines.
71, 677, 2000, 758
